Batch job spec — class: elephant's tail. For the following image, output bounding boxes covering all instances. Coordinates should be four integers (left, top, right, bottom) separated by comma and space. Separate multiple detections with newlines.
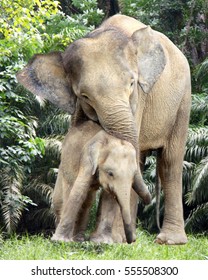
156, 151, 162, 231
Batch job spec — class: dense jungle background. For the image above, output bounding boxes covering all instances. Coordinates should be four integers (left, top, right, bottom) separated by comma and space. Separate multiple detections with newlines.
0, 0, 207, 238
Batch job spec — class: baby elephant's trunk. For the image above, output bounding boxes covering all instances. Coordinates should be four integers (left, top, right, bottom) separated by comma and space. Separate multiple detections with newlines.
120, 207, 134, 244
116, 187, 135, 244
123, 222, 134, 244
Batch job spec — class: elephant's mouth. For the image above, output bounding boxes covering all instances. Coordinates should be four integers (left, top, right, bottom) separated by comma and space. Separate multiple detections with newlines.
105, 184, 116, 198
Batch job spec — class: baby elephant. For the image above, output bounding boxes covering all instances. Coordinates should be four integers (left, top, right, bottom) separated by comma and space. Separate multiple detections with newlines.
52, 121, 151, 244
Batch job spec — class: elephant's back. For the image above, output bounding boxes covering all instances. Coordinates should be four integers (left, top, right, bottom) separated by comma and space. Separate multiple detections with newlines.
60, 121, 101, 180
101, 14, 147, 36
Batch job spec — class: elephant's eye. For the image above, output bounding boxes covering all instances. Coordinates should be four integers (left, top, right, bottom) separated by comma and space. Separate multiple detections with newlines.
130, 79, 134, 89
106, 170, 114, 178
81, 93, 89, 100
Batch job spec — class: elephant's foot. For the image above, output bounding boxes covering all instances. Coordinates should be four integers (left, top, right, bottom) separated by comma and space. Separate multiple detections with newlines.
73, 232, 85, 242
90, 232, 114, 244
51, 233, 73, 242
90, 231, 132, 244
155, 230, 188, 245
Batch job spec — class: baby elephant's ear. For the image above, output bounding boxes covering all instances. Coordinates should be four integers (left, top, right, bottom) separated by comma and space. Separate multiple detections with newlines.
88, 140, 102, 176
83, 131, 107, 176
16, 52, 76, 114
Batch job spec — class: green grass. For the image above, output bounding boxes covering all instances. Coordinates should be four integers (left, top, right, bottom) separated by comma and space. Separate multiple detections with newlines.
0, 231, 207, 260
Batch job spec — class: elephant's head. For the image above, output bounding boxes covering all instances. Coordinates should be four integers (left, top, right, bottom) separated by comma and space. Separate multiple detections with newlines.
16, 22, 166, 151
84, 130, 151, 244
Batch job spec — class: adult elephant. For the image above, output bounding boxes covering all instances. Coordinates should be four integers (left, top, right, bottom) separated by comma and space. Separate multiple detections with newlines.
17, 14, 191, 244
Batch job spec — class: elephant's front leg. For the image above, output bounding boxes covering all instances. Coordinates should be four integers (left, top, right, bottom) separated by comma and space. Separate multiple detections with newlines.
51, 180, 91, 242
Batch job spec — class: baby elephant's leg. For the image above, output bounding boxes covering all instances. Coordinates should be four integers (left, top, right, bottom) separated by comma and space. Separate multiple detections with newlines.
52, 170, 66, 227
51, 179, 91, 242
73, 188, 97, 242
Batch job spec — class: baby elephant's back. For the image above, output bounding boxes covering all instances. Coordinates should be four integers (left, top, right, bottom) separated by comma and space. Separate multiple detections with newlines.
60, 121, 101, 180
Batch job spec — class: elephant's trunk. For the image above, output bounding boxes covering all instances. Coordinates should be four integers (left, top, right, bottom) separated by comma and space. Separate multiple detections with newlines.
122, 210, 134, 244
133, 170, 152, 205
97, 103, 139, 151
116, 186, 134, 244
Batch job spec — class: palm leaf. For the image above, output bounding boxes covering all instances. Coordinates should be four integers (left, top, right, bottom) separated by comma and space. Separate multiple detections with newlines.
44, 113, 71, 135
38, 107, 71, 137
186, 156, 208, 205
29, 207, 55, 228
24, 180, 53, 206
23, 207, 55, 233
143, 155, 156, 194
1, 187, 24, 234
185, 202, 208, 233
183, 160, 195, 193
43, 136, 63, 163
185, 127, 208, 163
191, 94, 208, 114
190, 94, 208, 125
195, 58, 208, 87
0, 167, 26, 234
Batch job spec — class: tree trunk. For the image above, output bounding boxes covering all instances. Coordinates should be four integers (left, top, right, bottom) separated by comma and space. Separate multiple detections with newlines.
98, 0, 120, 19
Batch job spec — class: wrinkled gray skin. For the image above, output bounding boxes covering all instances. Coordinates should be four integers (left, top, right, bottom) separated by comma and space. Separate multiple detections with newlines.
51, 121, 151, 244
17, 15, 191, 244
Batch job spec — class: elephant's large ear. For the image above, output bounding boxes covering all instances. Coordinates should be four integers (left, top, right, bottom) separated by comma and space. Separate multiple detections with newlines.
132, 26, 166, 93
16, 52, 76, 114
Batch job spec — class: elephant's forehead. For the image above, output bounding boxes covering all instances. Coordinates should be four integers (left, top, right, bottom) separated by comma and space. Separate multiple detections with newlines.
76, 64, 131, 95
107, 144, 136, 165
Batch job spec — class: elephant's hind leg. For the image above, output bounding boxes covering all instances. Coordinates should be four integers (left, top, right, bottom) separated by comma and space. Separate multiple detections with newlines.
155, 150, 188, 245
155, 92, 190, 245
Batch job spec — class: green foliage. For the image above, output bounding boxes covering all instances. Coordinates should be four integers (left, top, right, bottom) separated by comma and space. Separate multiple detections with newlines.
120, 0, 185, 33
72, 0, 104, 26
194, 58, 208, 93
0, 0, 59, 39
185, 203, 208, 233
0, 0, 61, 234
